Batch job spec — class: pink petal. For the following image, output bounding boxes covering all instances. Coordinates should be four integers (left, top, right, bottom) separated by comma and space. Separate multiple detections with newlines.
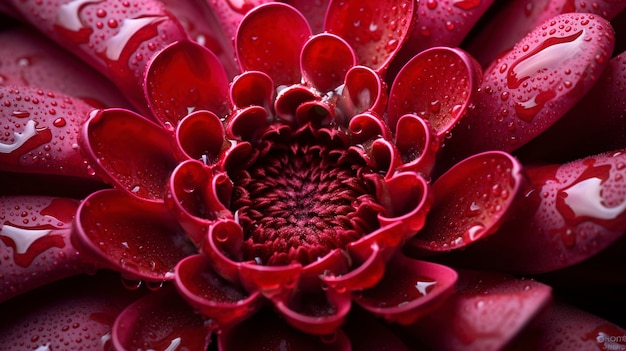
403, 270, 552, 351
324, 0, 415, 73
73, 189, 196, 281
0, 271, 145, 351
301, 33, 356, 92
145, 40, 230, 127
174, 254, 262, 327
508, 301, 626, 350
81, 108, 178, 201
0, 85, 99, 179
388, 46, 482, 138
5, 0, 188, 113
353, 253, 457, 325
444, 150, 626, 274
113, 284, 213, 351
0, 196, 88, 303
235, 3, 312, 86
443, 13, 615, 161
409, 151, 525, 252
218, 309, 351, 351
466, 0, 626, 67
275, 288, 351, 335
0, 28, 131, 109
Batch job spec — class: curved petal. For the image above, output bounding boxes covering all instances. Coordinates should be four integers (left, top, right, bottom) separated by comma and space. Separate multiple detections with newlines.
445, 150, 626, 274
354, 253, 457, 325
0, 85, 98, 179
81, 108, 178, 202
348, 112, 391, 145
175, 110, 227, 163
113, 285, 213, 351
0, 271, 144, 351
73, 189, 196, 281
324, 0, 415, 73
350, 138, 400, 178
403, 270, 552, 351
0, 196, 89, 303
230, 70, 274, 110
226, 106, 270, 144
394, 114, 439, 175
339, 65, 388, 117
274, 84, 319, 124
443, 13, 615, 160
377, 172, 432, 233
388, 46, 481, 138
276, 288, 351, 335
301, 33, 356, 92
239, 261, 302, 300
409, 151, 525, 252
145, 40, 230, 127
166, 160, 232, 245
218, 309, 351, 351
174, 254, 262, 327
236, 3, 312, 86
202, 219, 245, 283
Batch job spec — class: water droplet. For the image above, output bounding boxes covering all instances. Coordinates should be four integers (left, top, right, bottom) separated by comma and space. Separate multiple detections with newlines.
452, 0, 481, 11
53, 117, 67, 127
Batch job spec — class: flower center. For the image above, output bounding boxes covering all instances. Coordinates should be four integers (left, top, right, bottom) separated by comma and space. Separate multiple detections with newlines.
231, 136, 381, 266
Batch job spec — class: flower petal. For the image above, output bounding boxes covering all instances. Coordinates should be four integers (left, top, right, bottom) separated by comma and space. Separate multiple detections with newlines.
145, 40, 230, 127
340, 65, 388, 117
275, 288, 351, 335
236, 3, 312, 86
230, 70, 274, 111
388, 46, 481, 138
175, 110, 227, 163
443, 13, 615, 160
343, 306, 412, 350
377, 171, 432, 233
5, 0, 188, 113
324, 0, 415, 73
353, 253, 457, 325
81, 108, 178, 201
218, 309, 351, 351
204, 0, 272, 48
73, 189, 195, 281
0, 196, 88, 303
0, 28, 131, 109
409, 151, 525, 252
444, 150, 626, 274
0, 85, 98, 179
301, 33, 356, 92
394, 114, 438, 174
113, 284, 213, 351
174, 254, 262, 327
403, 270, 552, 350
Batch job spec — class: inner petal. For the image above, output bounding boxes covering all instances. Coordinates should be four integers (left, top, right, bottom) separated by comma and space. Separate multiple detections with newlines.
231, 136, 381, 266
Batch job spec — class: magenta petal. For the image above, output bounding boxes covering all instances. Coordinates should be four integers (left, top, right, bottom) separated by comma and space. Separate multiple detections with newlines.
348, 112, 391, 144
145, 40, 230, 126
394, 114, 438, 174
324, 0, 415, 73
175, 110, 226, 162
113, 285, 213, 351
0, 28, 131, 109
81, 108, 178, 201
0, 196, 88, 303
377, 172, 431, 233
219, 309, 351, 351
227, 106, 270, 144
410, 151, 525, 252
236, 3, 312, 86
0, 272, 144, 351
301, 33, 356, 92
0, 85, 98, 179
340, 65, 388, 116
354, 253, 457, 325
445, 13, 615, 159
404, 270, 552, 351
274, 85, 319, 124
203, 0, 272, 47
388, 46, 481, 138
73, 189, 195, 281
230, 71, 275, 110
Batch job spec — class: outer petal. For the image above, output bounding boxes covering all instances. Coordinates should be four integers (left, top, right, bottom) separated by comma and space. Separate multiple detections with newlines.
236, 3, 312, 86
388, 46, 482, 138
442, 150, 626, 274
324, 0, 415, 73
408, 151, 525, 252
203, 0, 272, 46
0, 28, 131, 109
218, 309, 351, 351
4, 0, 188, 114
0, 85, 98, 179
353, 253, 457, 325
442, 13, 615, 162
73, 189, 196, 281
113, 284, 213, 351
403, 270, 552, 351
81, 108, 178, 202
0, 196, 88, 303
145, 40, 230, 127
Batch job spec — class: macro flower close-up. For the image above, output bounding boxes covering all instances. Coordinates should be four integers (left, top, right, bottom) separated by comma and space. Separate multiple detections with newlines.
1, 0, 626, 350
